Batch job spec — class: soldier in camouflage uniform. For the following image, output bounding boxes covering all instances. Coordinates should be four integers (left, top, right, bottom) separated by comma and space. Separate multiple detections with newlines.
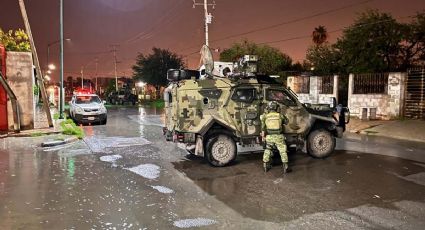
260, 101, 290, 173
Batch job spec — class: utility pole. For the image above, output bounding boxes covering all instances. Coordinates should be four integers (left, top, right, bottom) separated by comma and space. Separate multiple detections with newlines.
18, 0, 53, 127
80, 66, 84, 88
95, 57, 98, 92
193, 0, 215, 46
59, 0, 64, 119
110, 45, 120, 91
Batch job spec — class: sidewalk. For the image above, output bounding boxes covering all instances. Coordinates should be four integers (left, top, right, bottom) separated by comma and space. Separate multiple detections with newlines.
346, 118, 425, 143
0, 106, 60, 138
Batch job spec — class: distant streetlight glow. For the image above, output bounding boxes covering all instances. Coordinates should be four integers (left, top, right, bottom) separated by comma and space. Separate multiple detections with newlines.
48, 64, 56, 70
136, 82, 146, 87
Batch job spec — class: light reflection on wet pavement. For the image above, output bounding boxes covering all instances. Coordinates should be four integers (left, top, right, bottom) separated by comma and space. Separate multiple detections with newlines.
0, 107, 425, 229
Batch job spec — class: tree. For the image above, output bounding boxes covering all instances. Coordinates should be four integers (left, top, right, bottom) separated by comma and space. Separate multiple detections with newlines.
104, 79, 116, 97
312, 25, 328, 45
335, 10, 403, 73
399, 12, 425, 68
220, 40, 292, 75
132, 48, 184, 97
306, 43, 342, 75
305, 10, 425, 74
0, 28, 31, 52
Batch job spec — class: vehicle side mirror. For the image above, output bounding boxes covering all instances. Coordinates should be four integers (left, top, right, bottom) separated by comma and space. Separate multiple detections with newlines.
330, 97, 337, 108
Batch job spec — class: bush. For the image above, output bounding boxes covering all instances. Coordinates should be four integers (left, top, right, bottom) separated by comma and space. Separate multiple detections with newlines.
60, 119, 84, 139
0, 28, 31, 52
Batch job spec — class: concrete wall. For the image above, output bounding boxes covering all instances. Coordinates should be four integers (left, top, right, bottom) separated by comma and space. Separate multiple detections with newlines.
6, 51, 35, 130
287, 75, 338, 105
348, 72, 406, 120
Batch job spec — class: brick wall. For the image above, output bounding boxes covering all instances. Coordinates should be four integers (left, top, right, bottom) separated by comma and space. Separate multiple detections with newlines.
348, 73, 406, 120
287, 75, 338, 105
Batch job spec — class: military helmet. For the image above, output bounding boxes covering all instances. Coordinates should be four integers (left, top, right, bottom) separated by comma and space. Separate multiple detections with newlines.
267, 101, 279, 111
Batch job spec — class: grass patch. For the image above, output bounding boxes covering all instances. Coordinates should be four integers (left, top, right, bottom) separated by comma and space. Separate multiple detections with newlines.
151, 99, 164, 108
60, 119, 84, 139
364, 130, 379, 134
53, 113, 67, 120
139, 99, 165, 108
54, 135, 65, 141
30, 131, 44, 137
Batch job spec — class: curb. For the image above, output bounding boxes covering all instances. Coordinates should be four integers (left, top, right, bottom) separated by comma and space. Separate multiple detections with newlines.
41, 136, 79, 147
7, 131, 61, 138
357, 130, 425, 143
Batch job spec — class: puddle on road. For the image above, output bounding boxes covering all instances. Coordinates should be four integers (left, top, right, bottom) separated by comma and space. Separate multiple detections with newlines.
150, 185, 174, 194
125, 164, 160, 179
128, 115, 164, 127
84, 136, 151, 153
173, 150, 425, 223
173, 218, 217, 228
99, 155, 123, 167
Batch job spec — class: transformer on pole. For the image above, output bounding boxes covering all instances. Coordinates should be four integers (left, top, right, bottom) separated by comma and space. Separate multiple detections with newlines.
193, 0, 216, 47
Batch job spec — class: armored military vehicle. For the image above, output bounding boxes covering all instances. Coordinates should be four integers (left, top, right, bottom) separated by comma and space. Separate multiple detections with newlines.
163, 46, 349, 166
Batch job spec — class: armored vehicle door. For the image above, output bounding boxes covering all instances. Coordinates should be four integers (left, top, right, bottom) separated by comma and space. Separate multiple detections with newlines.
228, 87, 261, 136
264, 88, 309, 134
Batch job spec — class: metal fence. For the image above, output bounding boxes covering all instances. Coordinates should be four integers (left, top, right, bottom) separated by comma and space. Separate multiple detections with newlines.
319, 75, 334, 94
404, 68, 425, 120
353, 73, 389, 94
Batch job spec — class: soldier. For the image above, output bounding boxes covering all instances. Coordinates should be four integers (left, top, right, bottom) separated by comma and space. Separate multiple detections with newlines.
260, 101, 290, 174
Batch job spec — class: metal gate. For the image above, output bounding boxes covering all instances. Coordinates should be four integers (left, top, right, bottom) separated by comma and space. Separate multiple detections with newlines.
404, 68, 425, 119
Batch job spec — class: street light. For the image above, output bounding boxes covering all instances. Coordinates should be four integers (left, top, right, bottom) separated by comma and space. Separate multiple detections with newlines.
136, 81, 146, 88
48, 64, 56, 70
47, 38, 70, 67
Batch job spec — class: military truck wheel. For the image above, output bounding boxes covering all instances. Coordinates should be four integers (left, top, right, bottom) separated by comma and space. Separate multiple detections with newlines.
205, 134, 237, 167
307, 129, 335, 158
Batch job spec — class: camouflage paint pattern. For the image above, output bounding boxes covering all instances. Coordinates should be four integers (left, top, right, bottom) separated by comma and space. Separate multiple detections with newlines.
165, 77, 337, 139
263, 134, 288, 163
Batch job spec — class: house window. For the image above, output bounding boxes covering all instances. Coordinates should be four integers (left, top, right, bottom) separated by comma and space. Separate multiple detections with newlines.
319, 75, 334, 94
353, 73, 389, 94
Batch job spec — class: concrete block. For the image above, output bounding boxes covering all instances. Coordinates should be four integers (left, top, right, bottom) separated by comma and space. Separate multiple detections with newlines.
6, 52, 34, 130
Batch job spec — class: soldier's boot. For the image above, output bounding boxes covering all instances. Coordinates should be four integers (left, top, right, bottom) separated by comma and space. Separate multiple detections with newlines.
263, 162, 272, 172
282, 163, 291, 174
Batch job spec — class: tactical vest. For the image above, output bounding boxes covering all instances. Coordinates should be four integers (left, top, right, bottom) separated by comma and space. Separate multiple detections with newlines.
265, 112, 283, 134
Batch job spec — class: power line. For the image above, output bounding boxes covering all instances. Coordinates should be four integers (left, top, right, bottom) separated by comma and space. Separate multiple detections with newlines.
179, 0, 375, 54
258, 14, 415, 45
182, 14, 416, 58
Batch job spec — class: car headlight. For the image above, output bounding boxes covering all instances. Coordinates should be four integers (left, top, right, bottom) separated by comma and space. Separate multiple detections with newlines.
75, 106, 84, 114
100, 106, 107, 113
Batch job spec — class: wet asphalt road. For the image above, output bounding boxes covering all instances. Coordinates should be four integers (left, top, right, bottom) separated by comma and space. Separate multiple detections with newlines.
1, 107, 425, 229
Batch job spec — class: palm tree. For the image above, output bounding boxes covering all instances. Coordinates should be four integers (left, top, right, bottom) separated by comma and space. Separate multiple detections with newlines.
312, 25, 328, 45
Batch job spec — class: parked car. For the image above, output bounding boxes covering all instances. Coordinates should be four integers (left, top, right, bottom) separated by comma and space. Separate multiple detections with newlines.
69, 94, 107, 125
107, 90, 137, 105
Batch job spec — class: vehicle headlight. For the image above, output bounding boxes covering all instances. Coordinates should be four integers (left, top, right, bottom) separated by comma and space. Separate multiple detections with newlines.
100, 106, 107, 113
75, 106, 84, 114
